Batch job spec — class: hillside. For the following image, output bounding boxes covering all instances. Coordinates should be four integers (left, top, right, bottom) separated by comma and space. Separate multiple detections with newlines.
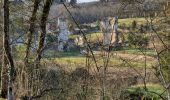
49, 0, 168, 24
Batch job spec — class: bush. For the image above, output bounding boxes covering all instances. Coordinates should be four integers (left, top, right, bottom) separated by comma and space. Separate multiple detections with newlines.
132, 20, 137, 30
70, 68, 90, 81
127, 32, 149, 48
46, 34, 58, 45
15, 45, 26, 59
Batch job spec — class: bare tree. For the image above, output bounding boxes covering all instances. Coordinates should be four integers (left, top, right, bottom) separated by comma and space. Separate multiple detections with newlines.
35, 0, 54, 67
1, 0, 15, 99
24, 0, 41, 65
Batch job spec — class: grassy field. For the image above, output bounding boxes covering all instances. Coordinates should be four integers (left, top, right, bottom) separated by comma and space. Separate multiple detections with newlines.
118, 18, 147, 27
118, 48, 157, 57
43, 49, 156, 70
69, 32, 103, 42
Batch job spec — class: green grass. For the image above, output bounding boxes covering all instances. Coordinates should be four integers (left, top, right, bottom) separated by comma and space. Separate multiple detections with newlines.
119, 18, 146, 27
69, 32, 103, 43
43, 57, 86, 70
127, 84, 164, 94
86, 32, 103, 42
117, 48, 157, 57
43, 50, 80, 58
125, 84, 166, 99
43, 47, 156, 69
69, 34, 79, 40
43, 54, 154, 69
55, 57, 85, 64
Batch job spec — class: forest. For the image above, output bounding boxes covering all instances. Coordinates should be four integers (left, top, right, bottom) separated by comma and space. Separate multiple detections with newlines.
0, 0, 170, 100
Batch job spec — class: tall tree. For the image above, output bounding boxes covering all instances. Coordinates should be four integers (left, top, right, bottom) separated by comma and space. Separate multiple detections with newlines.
24, 0, 41, 65
35, 0, 53, 66
1, 0, 15, 99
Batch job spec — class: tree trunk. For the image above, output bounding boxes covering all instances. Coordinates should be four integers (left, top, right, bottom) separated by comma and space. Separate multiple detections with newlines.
24, 0, 41, 65
35, 0, 53, 67
1, 52, 8, 98
1, 0, 15, 99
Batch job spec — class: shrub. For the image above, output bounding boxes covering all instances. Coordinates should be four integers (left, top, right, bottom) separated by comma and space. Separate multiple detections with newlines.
70, 68, 90, 81
127, 32, 149, 48
132, 20, 137, 30
15, 45, 26, 59
46, 34, 58, 45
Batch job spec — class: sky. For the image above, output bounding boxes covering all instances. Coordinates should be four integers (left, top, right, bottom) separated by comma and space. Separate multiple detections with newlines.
77, 0, 99, 3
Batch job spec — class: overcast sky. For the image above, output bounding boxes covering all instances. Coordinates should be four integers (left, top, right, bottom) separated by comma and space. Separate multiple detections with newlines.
77, 0, 99, 3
